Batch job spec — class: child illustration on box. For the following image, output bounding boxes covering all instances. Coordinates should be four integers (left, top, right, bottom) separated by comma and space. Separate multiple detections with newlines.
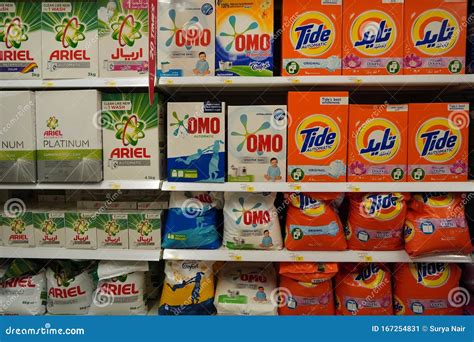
264, 158, 282, 182
193, 52, 210, 76
260, 230, 273, 248
254, 287, 267, 302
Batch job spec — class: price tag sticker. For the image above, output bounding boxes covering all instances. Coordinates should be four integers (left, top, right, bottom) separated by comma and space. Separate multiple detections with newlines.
110, 182, 121, 190
294, 255, 304, 262
107, 80, 117, 87
229, 253, 242, 261
290, 78, 301, 84
351, 77, 363, 84
168, 185, 177, 191
166, 79, 174, 85
348, 184, 361, 192
357, 252, 373, 262
290, 184, 302, 191
42, 81, 54, 87
224, 79, 233, 84
240, 184, 254, 192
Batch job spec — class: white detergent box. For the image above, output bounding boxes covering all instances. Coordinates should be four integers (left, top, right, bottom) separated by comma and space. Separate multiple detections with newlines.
157, 0, 215, 76
228, 105, 287, 182
102, 92, 161, 181
65, 211, 97, 249
96, 211, 129, 249
3, 210, 34, 247
33, 210, 66, 247
41, 1, 99, 79
36, 90, 103, 183
98, 0, 149, 78
0, 1, 42, 79
128, 211, 161, 249
0, 91, 36, 183
167, 101, 225, 182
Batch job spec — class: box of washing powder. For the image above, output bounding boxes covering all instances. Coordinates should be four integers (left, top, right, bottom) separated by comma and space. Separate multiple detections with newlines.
65, 211, 97, 249
34, 210, 66, 247
167, 101, 225, 183
3, 209, 34, 247
96, 211, 128, 249
0, 0, 42, 79
157, 0, 215, 77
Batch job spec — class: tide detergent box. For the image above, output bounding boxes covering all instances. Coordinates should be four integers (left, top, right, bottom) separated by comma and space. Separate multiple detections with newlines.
408, 103, 469, 181
167, 102, 225, 182
228, 105, 287, 182
287, 92, 349, 182
0, 0, 42, 79
102, 92, 160, 181
404, 0, 467, 75
343, 0, 404, 75
157, 0, 215, 77
216, 0, 273, 76
41, 0, 99, 79
98, 0, 149, 78
281, 0, 342, 76
348, 104, 408, 182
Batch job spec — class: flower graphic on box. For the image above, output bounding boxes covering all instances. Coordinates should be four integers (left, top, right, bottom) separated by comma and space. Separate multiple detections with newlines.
450, 160, 467, 175
41, 219, 57, 235
233, 197, 262, 228
350, 161, 367, 176
111, 14, 142, 47
219, 15, 259, 52
114, 114, 146, 147
47, 116, 59, 130
231, 114, 271, 156
10, 218, 25, 234
137, 219, 152, 236
73, 218, 89, 235
104, 219, 120, 237
160, 9, 200, 50
54, 16, 86, 48
0, 16, 29, 49
343, 54, 362, 69
404, 54, 422, 68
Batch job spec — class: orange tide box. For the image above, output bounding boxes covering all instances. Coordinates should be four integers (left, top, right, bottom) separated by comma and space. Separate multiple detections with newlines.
404, 0, 467, 74
281, 0, 342, 76
342, 0, 404, 75
408, 103, 469, 182
348, 104, 408, 182
287, 92, 348, 182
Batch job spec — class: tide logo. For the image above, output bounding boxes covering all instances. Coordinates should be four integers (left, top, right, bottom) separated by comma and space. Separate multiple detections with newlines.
356, 119, 400, 163
354, 264, 385, 289
290, 193, 326, 217
295, 115, 340, 160
416, 118, 461, 162
363, 193, 402, 221
393, 295, 406, 315
403, 220, 415, 243
350, 10, 397, 56
410, 263, 450, 288
412, 10, 459, 56
414, 192, 455, 207
290, 12, 335, 56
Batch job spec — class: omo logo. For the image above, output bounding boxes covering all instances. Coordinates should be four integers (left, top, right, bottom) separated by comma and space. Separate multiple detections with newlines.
296, 114, 340, 160
233, 197, 269, 227
290, 193, 326, 217
416, 117, 461, 163
357, 118, 400, 163
219, 15, 270, 53
115, 114, 146, 147
410, 263, 450, 288
363, 193, 402, 221
412, 9, 459, 55
0, 16, 29, 49
354, 264, 385, 289
290, 12, 335, 56
54, 16, 86, 49
160, 9, 210, 50
351, 10, 397, 56
111, 14, 143, 47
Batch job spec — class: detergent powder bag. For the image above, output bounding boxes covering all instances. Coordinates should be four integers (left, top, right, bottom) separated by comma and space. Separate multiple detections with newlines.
393, 263, 463, 315
404, 192, 472, 257
223, 192, 282, 250
285, 192, 346, 251
164, 191, 222, 249
278, 262, 337, 316
159, 260, 216, 315
214, 262, 277, 315
89, 261, 149, 315
345, 193, 408, 251
335, 263, 393, 316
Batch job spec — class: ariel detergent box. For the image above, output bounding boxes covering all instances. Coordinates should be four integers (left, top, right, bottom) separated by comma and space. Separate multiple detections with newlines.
65, 211, 97, 249
348, 104, 408, 182
3, 210, 34, 247
408, 103, 469, 181
41, 0, 99, 79
98, 0, 149, 77
343, 0, 404, 75
281, 0, 342, 76
216, 0, 273, 76
33, 210, 66, 247
158, 0, 215, 77
96, 212, 128, 249
228, 105, 287, 182
102, 92, 160, 181
287, 92, 348, 182
128, 211, 161, 249
167, 102, 225, 183
404, 0, 467, 74
0, 0, 42, 79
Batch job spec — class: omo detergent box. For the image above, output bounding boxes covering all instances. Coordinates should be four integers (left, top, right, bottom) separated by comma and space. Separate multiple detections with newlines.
96, 212, 128, 249
41, 0, 99, 79
65, 211, 97, 249
228, 105, 287, 182
36, 90, 103, 183
33, 210, 66, 247
343, 0, 404, 75
0, 91, 36, 183
3, 210, 34, 247
281, 0, 342, 76
0, 0, 42, 79
404, 0, 467, 74
128, 211, 161, 249
167, 102, 225, 183
408, 103, 469, 181
157, 0, 215, 77
102, 92, 160, 181
216, 0, 273, 76
98, 0, 149, 78
287, 92, 348, 182
348, 104, 408, 182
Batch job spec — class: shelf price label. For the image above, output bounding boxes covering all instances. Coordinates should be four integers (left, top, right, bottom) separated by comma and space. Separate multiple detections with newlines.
110, 182, 121, 190
240, 184, 254, 192
289, 253, 304, 262
289, 183, 302, 191
347, 184, 361, 192
223, 79, 233, 84
357, 252, 373, 262
107, 80, 117, 87
229, 253, 242, 261
42, 81, 54, 87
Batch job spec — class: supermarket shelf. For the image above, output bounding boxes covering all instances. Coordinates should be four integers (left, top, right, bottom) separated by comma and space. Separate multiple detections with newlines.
163, 248, 472, 263
161, 181, 474, 192
0, 247, 162, 261
0, 77, 149, 89
0, 180, 161, 190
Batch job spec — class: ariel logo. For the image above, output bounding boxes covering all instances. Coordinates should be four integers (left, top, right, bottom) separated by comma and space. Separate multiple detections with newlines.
115, 114, 146, 147
231, 114, 270, 156
111, 14, 142, 47
73, 218, 89, 235
219, 15, 258, 52
170, 111, 189, 136
55, 271, 72, 287
104, 219, 120, 237
10, 218, 25, 234
137, 219, 152, 236
54, 16, 86, 48
0, 17, 29, 49
160, 9, 200, 50
42, 219, 57, 235
47, 116, 59, 130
